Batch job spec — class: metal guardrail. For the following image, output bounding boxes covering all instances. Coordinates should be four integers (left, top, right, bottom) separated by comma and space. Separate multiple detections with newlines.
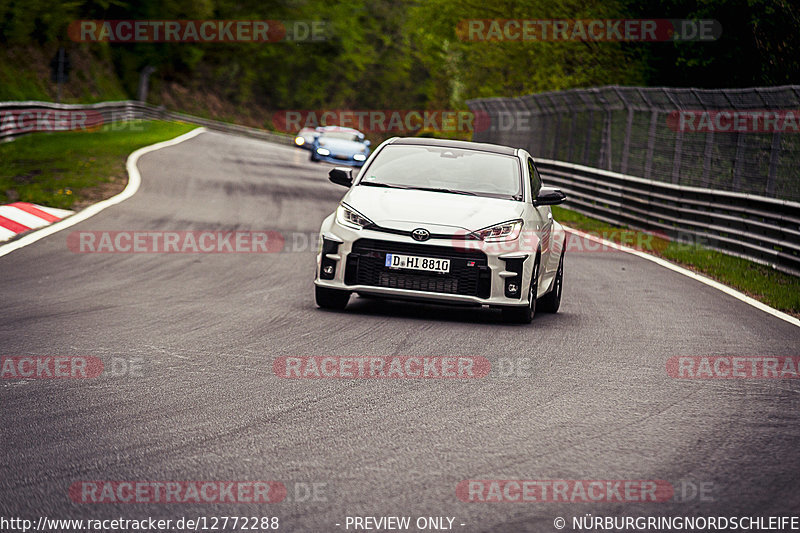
535, 158, 800, 277
0, 100, 294, 145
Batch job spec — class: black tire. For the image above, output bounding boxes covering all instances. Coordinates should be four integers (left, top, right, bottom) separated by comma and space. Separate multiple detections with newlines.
502, 257, 539, 324
538, 251, 564, 313
310, 151, 318, 162
315, 286, 350, 310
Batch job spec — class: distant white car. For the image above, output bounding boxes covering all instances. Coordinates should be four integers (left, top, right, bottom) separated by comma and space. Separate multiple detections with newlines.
314, 137, 567, 323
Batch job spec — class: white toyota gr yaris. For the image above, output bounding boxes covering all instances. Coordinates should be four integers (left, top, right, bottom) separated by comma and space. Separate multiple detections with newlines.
313, 137, 567, 323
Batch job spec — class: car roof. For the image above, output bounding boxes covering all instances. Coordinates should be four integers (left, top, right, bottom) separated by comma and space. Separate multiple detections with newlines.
390, 137, 518, 156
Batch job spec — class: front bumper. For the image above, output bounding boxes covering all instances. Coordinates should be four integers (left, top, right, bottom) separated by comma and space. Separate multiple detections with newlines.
314, 221, 536, 307
313, 152, 366, 166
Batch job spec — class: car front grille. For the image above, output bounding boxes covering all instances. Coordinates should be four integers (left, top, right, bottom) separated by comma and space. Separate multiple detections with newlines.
345, 239, 491, 298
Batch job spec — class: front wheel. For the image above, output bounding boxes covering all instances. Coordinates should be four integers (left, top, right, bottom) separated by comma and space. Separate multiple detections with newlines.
538, 252, 564, 313
315, 286, 350, 310
501, 258, 539, 324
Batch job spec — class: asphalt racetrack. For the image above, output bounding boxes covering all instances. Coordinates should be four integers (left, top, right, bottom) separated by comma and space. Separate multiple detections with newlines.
1, 130, 799, 532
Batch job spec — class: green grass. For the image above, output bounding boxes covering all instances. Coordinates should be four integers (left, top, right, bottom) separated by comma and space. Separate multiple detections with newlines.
0, 121, 196, 209
552, 206, 800, 316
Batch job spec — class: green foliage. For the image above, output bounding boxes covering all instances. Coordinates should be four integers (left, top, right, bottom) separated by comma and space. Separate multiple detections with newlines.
0, 0, 797, 111
407, 0, 646, 107
623, 0, 800, 87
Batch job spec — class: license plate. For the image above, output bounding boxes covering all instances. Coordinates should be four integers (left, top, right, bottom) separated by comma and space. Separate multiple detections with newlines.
385, 253, 450, 273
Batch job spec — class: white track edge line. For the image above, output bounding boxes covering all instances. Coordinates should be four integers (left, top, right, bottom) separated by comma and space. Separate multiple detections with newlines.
0, 127, 207, 259
563, 225, 800, 328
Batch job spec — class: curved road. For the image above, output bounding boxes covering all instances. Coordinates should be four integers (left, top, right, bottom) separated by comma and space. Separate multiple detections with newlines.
1, 130, 799, 532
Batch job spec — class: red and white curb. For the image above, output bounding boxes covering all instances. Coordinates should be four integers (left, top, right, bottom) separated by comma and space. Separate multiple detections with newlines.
0, 202, 73, 243
0, 127, 206, 259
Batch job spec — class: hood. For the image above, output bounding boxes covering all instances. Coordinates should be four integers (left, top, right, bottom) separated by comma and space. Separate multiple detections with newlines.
318, 137, 367, 155
344, 185, 524, 233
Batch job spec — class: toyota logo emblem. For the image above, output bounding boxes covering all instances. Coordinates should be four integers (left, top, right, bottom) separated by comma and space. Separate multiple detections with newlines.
411, 228, 431, 241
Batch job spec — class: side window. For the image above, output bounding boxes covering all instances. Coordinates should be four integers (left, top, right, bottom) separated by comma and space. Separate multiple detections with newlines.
527, 158, 541, 200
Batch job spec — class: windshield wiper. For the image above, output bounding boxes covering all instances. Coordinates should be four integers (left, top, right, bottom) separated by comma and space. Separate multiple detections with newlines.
408, 186, 477, 196
360, 182, 479, 196
359, 181, 410, 189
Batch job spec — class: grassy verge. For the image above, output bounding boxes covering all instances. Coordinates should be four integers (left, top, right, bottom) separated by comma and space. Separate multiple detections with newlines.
552, 206, 800, 316
0, 121, 196, 210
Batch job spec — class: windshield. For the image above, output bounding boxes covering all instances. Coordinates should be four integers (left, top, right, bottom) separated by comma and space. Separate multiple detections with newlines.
359, 144, 521, 200
321, 131, 360, 141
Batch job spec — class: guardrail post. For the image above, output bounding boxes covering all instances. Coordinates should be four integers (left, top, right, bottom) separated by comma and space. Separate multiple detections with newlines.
701, 130, 715, 188
644, 110, 658, 180
671, 130, 683, 184
615, 88, 634, 175
583, 109, 594, 167
566, 106, 576, 162
767, 131, 781, 197
138, 66, 156, 103
596, 89, 613, 171
620, 108, 634, 174
546, 94, 561, 160
732, 132, 746, 190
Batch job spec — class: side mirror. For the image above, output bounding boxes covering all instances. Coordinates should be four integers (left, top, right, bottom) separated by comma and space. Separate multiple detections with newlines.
364, 140, 371, 147
329, 167, 353, 187
534, 187, 566, 206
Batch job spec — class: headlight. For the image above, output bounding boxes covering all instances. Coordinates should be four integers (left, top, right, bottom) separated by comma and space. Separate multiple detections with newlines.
317, 148, 331, 156
336, 203, 374, 229
294, 136, 305, 146
353, 154, 367, 161
475, 219, 523, 242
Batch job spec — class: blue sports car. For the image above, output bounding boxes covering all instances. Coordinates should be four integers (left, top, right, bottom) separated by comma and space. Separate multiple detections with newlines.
309, 126, 371, 167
